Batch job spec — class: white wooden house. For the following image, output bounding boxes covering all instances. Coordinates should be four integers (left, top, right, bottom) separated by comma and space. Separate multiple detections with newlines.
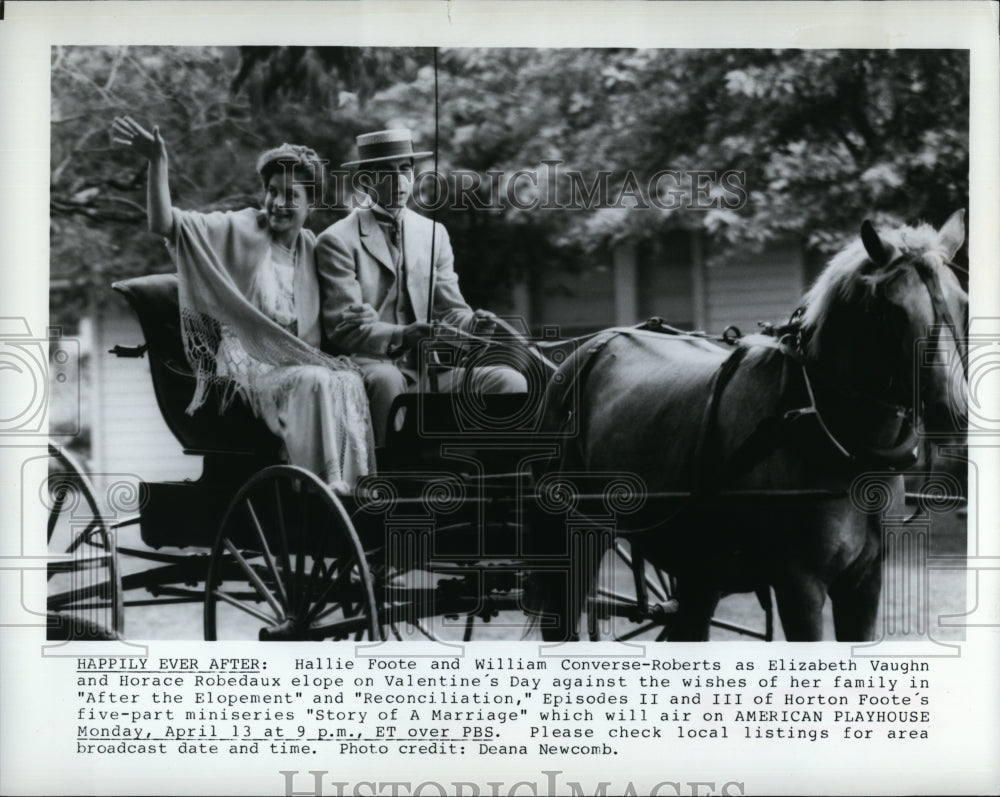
531, 232, 805, 335
88, 307, 201, 482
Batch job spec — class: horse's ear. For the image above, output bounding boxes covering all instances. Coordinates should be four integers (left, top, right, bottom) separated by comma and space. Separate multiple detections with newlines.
936, 209, 966, 261
861, 219, 897, 267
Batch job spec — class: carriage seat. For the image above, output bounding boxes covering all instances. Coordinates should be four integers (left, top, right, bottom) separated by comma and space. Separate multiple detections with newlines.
112, 274, 280, 459
380, 390, 545, 474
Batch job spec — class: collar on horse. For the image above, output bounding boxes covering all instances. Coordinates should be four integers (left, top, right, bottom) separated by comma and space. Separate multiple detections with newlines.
711, 335, 921, 479
703, 252, 965, 481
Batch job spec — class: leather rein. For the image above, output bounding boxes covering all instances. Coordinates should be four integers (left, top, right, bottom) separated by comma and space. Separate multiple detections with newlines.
712, 253, 966, 477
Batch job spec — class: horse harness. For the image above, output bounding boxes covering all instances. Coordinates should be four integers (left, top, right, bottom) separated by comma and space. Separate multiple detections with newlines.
550, 249, 963, 489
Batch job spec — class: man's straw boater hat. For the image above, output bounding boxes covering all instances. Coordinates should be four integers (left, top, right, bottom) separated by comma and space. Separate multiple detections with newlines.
341, 129, 433, 168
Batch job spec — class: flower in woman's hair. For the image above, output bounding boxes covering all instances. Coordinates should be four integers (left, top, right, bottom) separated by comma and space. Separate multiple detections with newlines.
256, 143, 321, 174
256, 143, 326, 205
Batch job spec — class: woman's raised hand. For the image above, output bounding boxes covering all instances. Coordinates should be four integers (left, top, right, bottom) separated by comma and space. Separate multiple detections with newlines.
112, 116, 167, 163
112, 116, 173, 236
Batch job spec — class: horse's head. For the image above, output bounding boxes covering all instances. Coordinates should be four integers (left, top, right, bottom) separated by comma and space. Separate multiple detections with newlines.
798, 210, 968, 457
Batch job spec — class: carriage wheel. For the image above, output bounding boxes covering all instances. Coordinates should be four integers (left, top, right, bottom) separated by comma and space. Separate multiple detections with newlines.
588, 539, 775, 641
379, 575, 447, 642
587, 539, 679, 641
46, 443, 124, 639
204, 466, 380, 641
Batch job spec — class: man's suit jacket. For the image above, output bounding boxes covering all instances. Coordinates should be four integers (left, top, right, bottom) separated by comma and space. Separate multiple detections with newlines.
316, 206, 475, 363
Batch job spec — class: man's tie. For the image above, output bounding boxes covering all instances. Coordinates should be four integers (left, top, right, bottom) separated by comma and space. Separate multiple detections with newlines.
390, 216, 414, 328
389, 216, 402, 250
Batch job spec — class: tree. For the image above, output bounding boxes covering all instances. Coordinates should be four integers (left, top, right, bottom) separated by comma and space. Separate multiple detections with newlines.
52, 46, 253, 324
52, 46, 970, 325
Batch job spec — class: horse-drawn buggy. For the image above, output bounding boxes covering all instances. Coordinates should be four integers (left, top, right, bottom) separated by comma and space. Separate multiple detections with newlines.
48, 270, 727, 643
46, 211, 968, 643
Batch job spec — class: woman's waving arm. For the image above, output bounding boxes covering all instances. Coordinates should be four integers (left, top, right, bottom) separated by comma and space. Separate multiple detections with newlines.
111, 116, 173, 237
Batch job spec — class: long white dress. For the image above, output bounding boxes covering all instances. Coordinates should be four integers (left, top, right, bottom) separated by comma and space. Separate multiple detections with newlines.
215, 241, 373, 493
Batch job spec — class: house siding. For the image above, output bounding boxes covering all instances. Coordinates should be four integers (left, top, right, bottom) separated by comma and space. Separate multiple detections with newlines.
92, 308, 201, 483
704, 240, 804, 336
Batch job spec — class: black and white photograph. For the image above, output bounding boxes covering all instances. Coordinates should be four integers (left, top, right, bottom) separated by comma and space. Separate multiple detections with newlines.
1, 2, 998, 795
42, 41, 975, 644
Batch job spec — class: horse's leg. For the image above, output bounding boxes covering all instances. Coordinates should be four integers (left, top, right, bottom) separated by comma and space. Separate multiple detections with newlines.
829, 556, 882, 642
536, 528, 609, 642
669, 578, 722, 641
772, 572, 827, 640
537, 568, 574, 642
527, 510, 575, 641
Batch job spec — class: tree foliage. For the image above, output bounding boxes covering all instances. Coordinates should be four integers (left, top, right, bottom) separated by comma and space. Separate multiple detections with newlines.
51, 46, 969, 324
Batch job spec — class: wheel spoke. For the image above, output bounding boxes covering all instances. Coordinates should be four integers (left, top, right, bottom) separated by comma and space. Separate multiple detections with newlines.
48, 555, 112, 573
223, 539, 285, 621
596, 587, 644, 605
47, 444, 122, 638
309, 615, 373, 638
588, 540, 674, 641
245, 498, 289, 612
654, 567, 672, 600
47, 489, 69, 542
273, 480, 294, 609
616, 621, 660, 641
212, 588, 280, 625
65, 519, 102, 555
207, 466, 378, 642
412, 618, 439, 641
294, 488, 308, 616
304, 553, 326, 602
82, 523, 112, 551
643, 568, 667, 602
614, 541, 633, 568
304, 557, 359, 625
301, 554, 330, 621
313, 585, 358, 623
48, 581, 114, 607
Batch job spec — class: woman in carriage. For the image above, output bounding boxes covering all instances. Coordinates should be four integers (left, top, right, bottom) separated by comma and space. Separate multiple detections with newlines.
112, 116, 376, 493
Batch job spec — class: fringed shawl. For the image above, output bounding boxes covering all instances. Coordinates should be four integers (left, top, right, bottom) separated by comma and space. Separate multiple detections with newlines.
167, 207, 357, 413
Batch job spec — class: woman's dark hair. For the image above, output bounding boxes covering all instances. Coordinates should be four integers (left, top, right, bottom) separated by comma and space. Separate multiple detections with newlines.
256, 144, 325, 207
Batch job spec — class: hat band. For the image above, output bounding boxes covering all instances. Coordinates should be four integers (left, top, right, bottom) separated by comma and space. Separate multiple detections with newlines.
356, 140, 415, 163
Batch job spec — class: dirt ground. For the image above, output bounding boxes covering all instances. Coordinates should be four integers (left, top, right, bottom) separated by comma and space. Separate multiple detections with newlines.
99, 506, 967, 643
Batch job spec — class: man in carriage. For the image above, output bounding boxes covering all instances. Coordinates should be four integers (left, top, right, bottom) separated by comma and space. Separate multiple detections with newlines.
316, 129, 527, 445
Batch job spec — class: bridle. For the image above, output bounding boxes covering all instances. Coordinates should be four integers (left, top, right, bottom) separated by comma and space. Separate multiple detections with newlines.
912, 256, 968, 381
765, 252, 967, 468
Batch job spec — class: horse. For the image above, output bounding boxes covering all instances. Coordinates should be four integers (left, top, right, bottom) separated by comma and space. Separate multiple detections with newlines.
527, 210, 968, 642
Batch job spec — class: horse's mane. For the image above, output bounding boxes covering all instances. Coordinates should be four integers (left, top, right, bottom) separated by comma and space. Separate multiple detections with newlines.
799, 221, 949, 358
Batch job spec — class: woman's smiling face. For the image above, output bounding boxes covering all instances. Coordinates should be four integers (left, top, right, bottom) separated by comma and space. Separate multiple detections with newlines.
263, 171, 310, 244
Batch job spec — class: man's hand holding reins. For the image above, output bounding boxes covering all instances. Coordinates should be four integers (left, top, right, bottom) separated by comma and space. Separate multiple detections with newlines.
470, 309, 498, 338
